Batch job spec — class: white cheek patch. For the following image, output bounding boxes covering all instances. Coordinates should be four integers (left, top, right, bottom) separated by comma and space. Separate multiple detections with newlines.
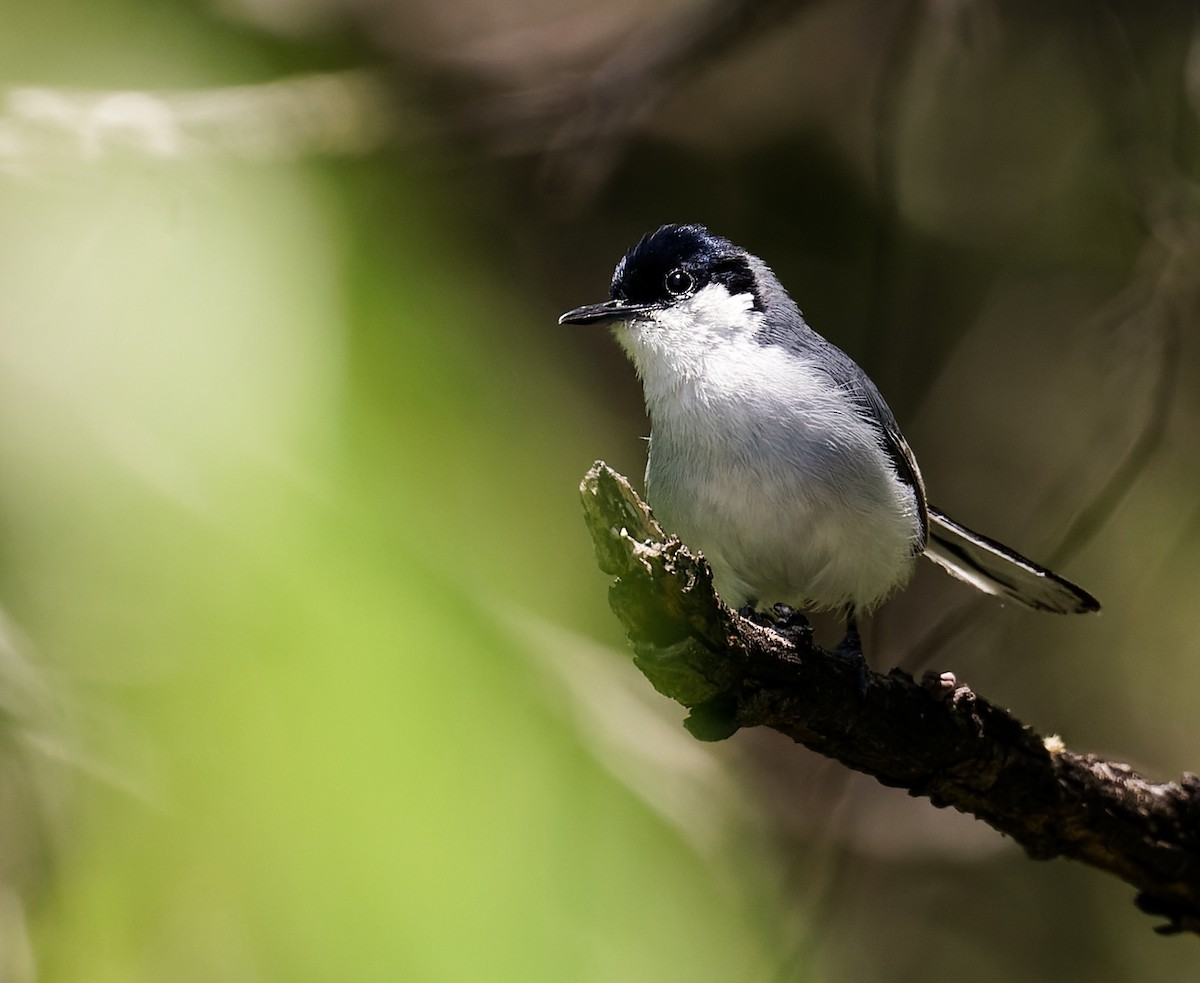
667, 284, 759, 344
617, 284, 760, 388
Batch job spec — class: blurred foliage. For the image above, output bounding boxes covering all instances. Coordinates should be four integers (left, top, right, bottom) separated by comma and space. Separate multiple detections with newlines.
1, 0, 1199, 981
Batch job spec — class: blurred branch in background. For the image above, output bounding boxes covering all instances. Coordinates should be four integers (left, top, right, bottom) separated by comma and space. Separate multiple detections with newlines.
1050, 229, 1186, 567
0, 70, 394, 174
434, 0, 817, 206
1047, 2, 1199, 567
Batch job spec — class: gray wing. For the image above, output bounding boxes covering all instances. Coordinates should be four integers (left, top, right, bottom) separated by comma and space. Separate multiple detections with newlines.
800, 328, 929, 549
748, 260, 928, 546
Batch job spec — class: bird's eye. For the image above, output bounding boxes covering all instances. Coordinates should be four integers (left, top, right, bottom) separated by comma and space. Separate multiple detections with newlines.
664, 268, 693, 297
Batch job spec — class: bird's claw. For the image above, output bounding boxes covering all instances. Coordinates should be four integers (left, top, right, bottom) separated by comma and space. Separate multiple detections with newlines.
921, 670, 958, 701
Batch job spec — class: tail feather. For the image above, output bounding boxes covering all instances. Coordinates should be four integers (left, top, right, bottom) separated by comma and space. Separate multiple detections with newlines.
924, 507, 1100, 614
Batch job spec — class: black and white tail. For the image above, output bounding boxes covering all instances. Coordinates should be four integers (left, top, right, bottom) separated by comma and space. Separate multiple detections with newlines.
923, 508, 1100, 615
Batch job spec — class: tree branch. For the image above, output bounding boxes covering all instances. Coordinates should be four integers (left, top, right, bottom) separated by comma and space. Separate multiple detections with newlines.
580, 461, 1200, 936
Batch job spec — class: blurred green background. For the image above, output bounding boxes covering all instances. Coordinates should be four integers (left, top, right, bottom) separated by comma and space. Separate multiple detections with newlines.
0, 0, 1198, 980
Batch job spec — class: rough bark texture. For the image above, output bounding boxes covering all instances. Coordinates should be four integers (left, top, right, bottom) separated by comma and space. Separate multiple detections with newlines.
580, 461, 1200, 936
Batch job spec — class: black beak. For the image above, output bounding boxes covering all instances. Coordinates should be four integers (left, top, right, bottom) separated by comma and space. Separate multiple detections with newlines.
558, 299, 658, 326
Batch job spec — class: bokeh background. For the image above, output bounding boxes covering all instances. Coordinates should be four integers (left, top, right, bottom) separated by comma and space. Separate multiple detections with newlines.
0, 0, 1198, 979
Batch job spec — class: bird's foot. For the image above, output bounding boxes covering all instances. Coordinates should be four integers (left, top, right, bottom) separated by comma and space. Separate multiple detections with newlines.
736, 603, 771, 627
769, 603, 810, 634
735, 602, 811, 636
834, 625, 871, 698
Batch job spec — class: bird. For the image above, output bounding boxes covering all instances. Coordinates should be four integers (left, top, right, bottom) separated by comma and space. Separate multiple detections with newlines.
559, 223, 1098, 644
